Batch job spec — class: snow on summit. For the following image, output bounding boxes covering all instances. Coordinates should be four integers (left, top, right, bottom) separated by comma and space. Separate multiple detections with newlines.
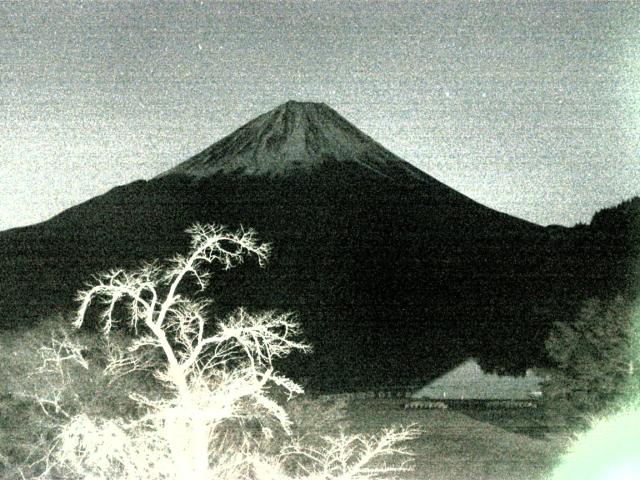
160, 101, 428, 180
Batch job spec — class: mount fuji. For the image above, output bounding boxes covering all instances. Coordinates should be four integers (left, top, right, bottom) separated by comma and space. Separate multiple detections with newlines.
0, 101, 573, 389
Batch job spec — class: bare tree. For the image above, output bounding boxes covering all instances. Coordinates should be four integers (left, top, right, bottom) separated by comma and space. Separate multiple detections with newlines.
28, 223, 419, 480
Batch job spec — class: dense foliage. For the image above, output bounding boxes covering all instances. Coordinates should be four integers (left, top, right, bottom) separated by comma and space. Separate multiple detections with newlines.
543, 295, 640, 423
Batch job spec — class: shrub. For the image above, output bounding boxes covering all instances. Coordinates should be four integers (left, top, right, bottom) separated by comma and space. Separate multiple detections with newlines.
0, 314, 156, 478
543, 295, 640, 424
22, 223, 419, 480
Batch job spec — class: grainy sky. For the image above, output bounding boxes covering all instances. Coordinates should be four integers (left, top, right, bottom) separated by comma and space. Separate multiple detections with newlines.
1, 1, 639, 231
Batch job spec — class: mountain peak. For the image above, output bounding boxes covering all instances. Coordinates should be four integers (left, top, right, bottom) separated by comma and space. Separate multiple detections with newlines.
278, 99, 329, 110
159, 101, 427, 180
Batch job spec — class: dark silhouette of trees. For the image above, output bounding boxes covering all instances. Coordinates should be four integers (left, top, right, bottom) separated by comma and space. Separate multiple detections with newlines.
543, 295, 640, 424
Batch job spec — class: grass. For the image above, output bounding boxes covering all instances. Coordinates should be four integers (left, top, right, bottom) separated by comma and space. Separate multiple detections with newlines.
346, 398, 572, 480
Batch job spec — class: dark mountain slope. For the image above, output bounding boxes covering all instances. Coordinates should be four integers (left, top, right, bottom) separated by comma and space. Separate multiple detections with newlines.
0, 101, 589, 390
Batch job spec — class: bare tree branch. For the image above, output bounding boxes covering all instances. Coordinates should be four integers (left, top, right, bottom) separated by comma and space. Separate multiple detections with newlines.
28, 223, 418, 480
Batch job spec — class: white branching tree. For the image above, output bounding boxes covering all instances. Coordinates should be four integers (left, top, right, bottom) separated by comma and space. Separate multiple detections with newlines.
31, 223, 419, 480
282, 428, 419, 480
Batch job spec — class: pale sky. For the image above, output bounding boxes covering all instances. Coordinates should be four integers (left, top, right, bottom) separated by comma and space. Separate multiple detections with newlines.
1, 1, 639, 231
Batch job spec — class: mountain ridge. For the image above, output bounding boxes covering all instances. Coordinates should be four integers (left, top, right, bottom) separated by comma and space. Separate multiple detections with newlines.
157, 100, 540, 231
